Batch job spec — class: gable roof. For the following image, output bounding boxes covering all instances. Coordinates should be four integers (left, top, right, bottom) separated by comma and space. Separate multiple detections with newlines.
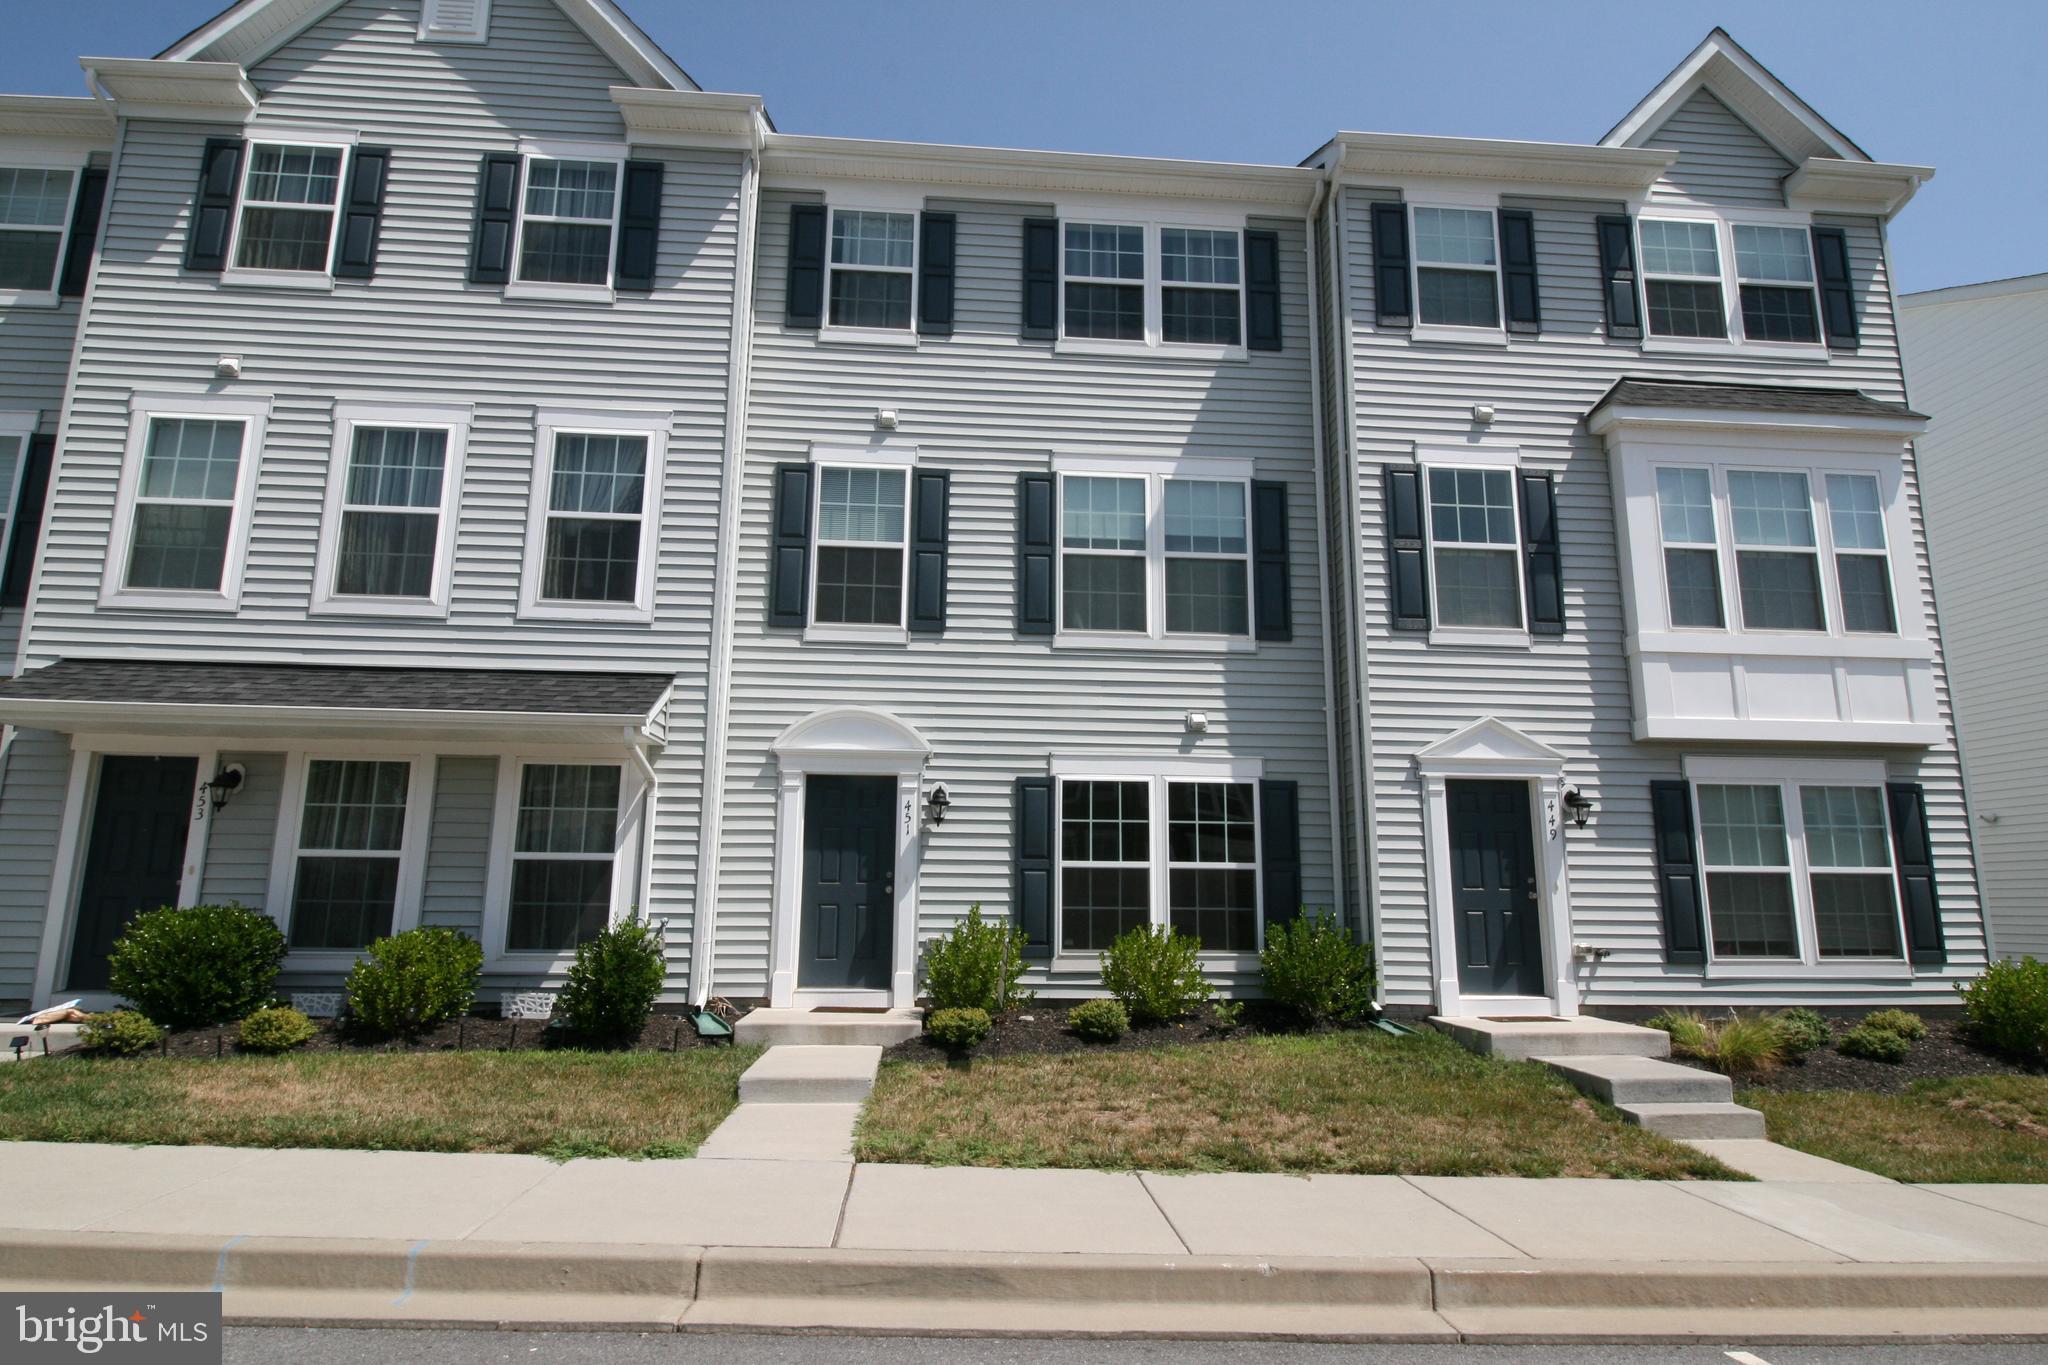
156, 0, 697, 91
1602, 28, 1867, 164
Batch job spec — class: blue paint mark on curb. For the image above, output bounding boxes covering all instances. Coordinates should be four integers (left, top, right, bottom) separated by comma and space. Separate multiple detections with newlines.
392, 1239, 429, 1306
211, 1235, 246, 1292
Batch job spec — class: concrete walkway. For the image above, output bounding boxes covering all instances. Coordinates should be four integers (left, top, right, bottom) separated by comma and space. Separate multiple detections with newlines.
2, 1141, 2047, 1340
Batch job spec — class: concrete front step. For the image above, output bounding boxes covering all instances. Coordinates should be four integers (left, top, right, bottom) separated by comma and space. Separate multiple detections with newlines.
734, 1008, 922, 1048
1430, 1015, 1671, 1061
697, 1102, 862, 1162
1618, 1101, 1766, 1140
737, 1044, 882, 1104
1537, 1054, 1733, 1106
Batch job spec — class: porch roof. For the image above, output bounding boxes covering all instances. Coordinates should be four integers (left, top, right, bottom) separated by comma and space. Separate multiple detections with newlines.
1591, 378, 1927, 422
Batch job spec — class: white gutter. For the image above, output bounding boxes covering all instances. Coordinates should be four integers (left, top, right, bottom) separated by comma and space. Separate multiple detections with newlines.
687, 118, 765, 1005
1300, 177, 1346, 933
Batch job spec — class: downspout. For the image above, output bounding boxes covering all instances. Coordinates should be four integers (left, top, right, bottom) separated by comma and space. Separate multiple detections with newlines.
1300, 176, 1346, 933
686, 118, 763, 1006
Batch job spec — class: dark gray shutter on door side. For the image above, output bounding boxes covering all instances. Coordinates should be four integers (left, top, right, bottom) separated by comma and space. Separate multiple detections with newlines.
785, 202, 826, 328
1021, 216, 1058, 339
467, 152, 521, 285
1244, 228, 1282, 351
1885, 782, 1945, 965
1519, 471, 1565, 636
1016, 472, 1056, 634
1498, 208, 1541, 333
1595, 214, 1642, 340
332, 146, 391, 281
1251, 480, 1292, 641
185, 138, 245, 273
768, 463, 813, 627
613, 159, 664, 291
1370, 202, 1411, 328
1, 435, 55, 607
1384, 465, 1430, 631
57, 167, 107, 297
1811, 226, 1860, 349
1014, 776, 1054, 958
1651, 779, 1707, 965
908, 468, 950, 633
1259, 779, 1302, 928
917, 211, 955, 336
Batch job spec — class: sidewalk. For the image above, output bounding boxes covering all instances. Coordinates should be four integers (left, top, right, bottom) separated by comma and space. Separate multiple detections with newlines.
2, 1140, 2046, 1341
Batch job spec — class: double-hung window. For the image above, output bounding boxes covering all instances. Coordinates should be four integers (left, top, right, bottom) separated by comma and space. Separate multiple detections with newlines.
1425, 466, 1522, 629
288, 758, 412, 951
0, 415, 35, 578
517, 156, 620, 287
1733, 224, 1820, 343
813, 465, 908, 626
1059, 779, 1152, 951
1160, 229, 1241, 344
1063, 223, 1145, 341
232, 142, 344, 274
828, 209, 915, 329
522, 412, 666, 620
1728, 470, 1823, 631
1638, 219, 1726, 339
1411, 207, 1500, 328
1056, 773, 1264, 953
104, 396, 269, 611
1166, 781, 1259, 951
315, 405, 468, 615
1060, 475, 1149, 632
1826, 473, 1895, 633
1163, 480, 1249, 634
0, 165, 77, 298
1057, 467, 1255, 641
505, 762, 622, 952
1656, 466, 1723, 628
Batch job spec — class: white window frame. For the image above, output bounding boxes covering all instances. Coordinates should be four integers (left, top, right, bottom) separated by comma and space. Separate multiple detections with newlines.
482, 751, 648, 972
1419, 452, 1528, 646
1162, 775, 1264, 953
518, 407, 669, 624
220, 131, 356, 291
1654, 464, 1724, 631
1724, 465, 1828, 634
266, 748, 434, 969
808, 458, 912, 637
1637, 213, 1732, 343
506, 140, 627, 302
1824, 471, 1897, 635
1051, 454, 1258, 650
311, 402, 471, 619
1408, 203, 1504, 336
1685, 755, 1911, 976
1158, 225, 1247, 349
1635, 209, 1828, 354
1731, 221, 1823, 346
0, 151, 86, 308
101, 392, 271, 613
1053, 204, 1250, 360
0, 409, 38, 583
823, 204, 918, 339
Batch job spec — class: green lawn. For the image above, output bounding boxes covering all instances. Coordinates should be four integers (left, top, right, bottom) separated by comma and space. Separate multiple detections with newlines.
857, 1030, 1737, 1179
0, 1047, 760, 1160
1745, 1075, 2048, 1182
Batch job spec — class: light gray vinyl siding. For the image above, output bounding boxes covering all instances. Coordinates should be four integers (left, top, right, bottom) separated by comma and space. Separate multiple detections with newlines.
0, 730, 69, 1008
418, 754, 496, 935
1642, 89, 1794, 208
1900, 278, 2048, 958
198, 751, 284, 907
712, 190, 1336, 998
1337, 164, 1985, 1006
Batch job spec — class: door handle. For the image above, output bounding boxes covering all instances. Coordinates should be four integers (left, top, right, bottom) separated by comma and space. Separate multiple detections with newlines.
1526, 891, 1538, 901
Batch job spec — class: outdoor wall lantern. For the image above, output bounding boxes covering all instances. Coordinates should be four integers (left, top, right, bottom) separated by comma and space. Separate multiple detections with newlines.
924, 783, 951, 827
1562, 787, 1594, 829
203, 762, 247, 814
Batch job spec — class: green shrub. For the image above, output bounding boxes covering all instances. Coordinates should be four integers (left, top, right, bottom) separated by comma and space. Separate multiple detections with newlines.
1959, 956, 2048, 1062
1100, 925, 1211, 1026
926, 1006, 992, 1051
1211, 999, 1244, 1030
1645, 1009, 1712, 1057
1840, 1022, 1911, 1063
105, 903, 286, 1030
1258, 911, 1375, 1026
1646, 1009, 1783, 1075
236, 1006, 316, 1054
344, 927, 483, 1036
922, 906, 1032, 1012
1861, 1008, 1928, 1042
558, 915, 664, 1044
79, 1010, 164, 1057
1068, 998, 1128, 1042
1775, 1007, 1833, 1057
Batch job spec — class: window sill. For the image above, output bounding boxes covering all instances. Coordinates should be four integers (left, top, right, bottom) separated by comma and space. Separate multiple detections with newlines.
1631, 630, 1934, 661
504, 281, 617, 305
309, 595, 451, 620
1701, 959, 1915, 981
220, 268, 334, 292
517, 600, 653, 625
1428, 627, 1531, 649
0, 288, 60, 309
1640, 335, 1827, 360
818, 325, 920, 349
98, 589, 239, 614
1053, 337, 1248, 363
1051, 632, 1255, 653
1409, 323, 1510, 348
802, 624, 909, 645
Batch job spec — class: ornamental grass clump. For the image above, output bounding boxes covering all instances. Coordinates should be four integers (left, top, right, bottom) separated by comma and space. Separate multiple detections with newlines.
105, 903, 286, 1030
1645, 1008, 1785, 1076
1100, 925, 1211, 1026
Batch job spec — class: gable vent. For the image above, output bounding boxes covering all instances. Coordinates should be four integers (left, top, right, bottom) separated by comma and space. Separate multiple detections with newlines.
419, 0, 490, 43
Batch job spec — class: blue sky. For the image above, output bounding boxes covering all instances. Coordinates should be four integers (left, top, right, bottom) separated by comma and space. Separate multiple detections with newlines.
8, 0, 2043, 293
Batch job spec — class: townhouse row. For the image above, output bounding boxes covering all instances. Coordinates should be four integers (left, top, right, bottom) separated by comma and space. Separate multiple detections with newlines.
0, 0, 1982, 1021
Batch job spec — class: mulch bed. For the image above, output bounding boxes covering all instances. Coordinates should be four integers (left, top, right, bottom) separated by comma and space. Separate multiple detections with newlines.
81, 1011, 726, 1060
1672, 1014, 2044, 1095
883, 1001, 1375, 1062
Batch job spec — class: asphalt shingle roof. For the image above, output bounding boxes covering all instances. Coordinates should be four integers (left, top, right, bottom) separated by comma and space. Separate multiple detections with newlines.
1592, 377, 1926, 422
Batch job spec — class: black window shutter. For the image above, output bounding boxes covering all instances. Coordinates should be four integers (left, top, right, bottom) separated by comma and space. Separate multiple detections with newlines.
1885, 782, 1945, 965
1259, 779, 1302, 928
1498, 208, 1541, 334
1244, 228, 1282, 351
908, 468, 950, 633
1384, 465, 1430, 630
1014, 776, 1054, 958
1519, 471, 1565, 636
467, 153, 521, 285
331, 146, 391, 281
785, 202, 825, 328
1370, 202, 1411, 328
1016, 472, 1056, 634
1650, 779, 1707, 965
1251, 479, 1292, 641
1, 435, 55, 608
917, 211, 955, 336
1021, 216, 1058, 339
1595, 214, 1642, 340
768, 463, 813, 627
57, 167, 107, 298
613, 159, 663, 291
1811, 226, 1859, 349
185, 137, 245, 273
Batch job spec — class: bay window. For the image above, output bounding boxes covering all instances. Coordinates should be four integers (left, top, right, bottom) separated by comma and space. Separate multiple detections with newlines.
1826, 473, 1896, 633
1728, 470, 1824, 631
1656, 466, 1723, 628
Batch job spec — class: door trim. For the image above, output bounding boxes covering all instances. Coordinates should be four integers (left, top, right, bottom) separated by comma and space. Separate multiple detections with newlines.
769, 707, 930, 1010
1414, 717, 1577, 1019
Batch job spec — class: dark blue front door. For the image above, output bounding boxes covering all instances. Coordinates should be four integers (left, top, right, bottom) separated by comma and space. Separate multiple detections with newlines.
68, 755, 198, 991
800, 775, 894, 990
1448, 779, 1544, 997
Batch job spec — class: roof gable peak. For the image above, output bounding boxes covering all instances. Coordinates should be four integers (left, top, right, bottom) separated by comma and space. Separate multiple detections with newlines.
1603, 27, 1867, 165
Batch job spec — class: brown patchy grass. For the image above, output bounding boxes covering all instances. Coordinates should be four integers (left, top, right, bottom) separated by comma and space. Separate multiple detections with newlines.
0, 1048, 760, 1159
856, 1030, 1736, 1178
1745, 1075, 2048, 1182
